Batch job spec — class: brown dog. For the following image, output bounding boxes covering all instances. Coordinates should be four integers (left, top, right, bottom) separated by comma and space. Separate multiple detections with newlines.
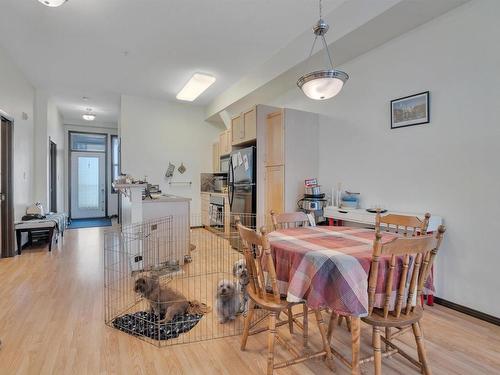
134, 277, 189, 323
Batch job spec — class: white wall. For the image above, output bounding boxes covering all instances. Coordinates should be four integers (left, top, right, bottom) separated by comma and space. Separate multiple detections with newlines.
120, 95, 221, 215
0, 47, 35, 220
64, 124, 119, 217
256, 0, 499, 316
34, 91, 65, 213
313, 0, 499, 312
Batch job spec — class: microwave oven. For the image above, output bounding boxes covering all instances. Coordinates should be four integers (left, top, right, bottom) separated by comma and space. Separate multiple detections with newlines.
220, 155, 230, 174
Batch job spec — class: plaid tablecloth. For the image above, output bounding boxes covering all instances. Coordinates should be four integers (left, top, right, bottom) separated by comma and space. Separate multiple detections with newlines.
268, 226, 430, 317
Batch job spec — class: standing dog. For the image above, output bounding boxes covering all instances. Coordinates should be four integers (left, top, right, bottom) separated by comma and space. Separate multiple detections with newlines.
215, 279, 240, 323
232, 259, 249, 315
134, 277, 189, 322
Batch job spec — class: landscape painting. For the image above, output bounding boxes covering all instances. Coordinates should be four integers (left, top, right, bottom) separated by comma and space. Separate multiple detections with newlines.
391, 91, 429, 129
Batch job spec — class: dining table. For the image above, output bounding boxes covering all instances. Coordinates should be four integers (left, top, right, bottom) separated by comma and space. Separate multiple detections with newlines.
267, 225, 422, 375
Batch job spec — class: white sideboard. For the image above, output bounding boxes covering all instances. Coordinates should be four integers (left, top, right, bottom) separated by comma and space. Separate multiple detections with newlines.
324, 206, 443, 232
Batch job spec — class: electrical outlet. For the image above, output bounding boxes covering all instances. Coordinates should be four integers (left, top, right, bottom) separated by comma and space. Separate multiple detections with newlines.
134, 255, 143, 263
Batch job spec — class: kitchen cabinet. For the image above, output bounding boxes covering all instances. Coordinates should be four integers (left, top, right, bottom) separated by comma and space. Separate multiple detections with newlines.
201, 193, 210, 227
265, 110, 284, 167
232, 106, 257, 146
212, 142, 220, 172
265, 165, 284, 222
219, 129, 231, 156
231, 114, 243, 145
258, 108, 319, 226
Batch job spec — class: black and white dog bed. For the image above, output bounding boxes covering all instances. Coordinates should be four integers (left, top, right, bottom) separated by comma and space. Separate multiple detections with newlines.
112, 311, 203, 341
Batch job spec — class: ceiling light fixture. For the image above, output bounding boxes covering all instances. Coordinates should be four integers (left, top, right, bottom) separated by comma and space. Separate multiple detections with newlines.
82, 108, 96, 121
37, 0, 68, 7
176, 73, 216, 102
297, 0, 348, 101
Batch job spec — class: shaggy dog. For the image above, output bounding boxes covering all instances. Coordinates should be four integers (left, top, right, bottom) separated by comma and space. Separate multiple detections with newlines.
134, 277, 211, 323
215, 279, 240, 323
232, 259, 249, 315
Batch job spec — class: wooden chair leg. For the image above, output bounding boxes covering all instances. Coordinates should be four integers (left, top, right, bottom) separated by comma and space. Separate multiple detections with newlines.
413, 322, 432, 375
385, 327, 391, 352
302, 304, 309, 348
327, 311, 336, 342
314, 309, 335, 371
267, 312, 277, 375
346, 316, 352, 332
373, 326, 382, 375
241, 300, 255, 350
287, 307, 294, 334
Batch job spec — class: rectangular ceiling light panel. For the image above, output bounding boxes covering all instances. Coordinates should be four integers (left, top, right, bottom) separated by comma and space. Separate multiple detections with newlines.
176, 73, 216, 102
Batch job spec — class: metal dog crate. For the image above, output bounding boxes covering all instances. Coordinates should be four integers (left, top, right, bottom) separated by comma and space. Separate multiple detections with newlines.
104, 213, 267, 347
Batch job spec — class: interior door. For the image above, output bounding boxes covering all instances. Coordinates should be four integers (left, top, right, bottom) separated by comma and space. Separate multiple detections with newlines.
71, 152, 106, 218
0, 117, 14, 258
49, 140, 57, 213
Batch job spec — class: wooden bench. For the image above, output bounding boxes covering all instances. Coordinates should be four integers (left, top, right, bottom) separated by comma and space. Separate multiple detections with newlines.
15, 221, 57, 254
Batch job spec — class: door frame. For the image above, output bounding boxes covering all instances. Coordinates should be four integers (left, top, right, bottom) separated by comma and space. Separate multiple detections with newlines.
1, 114, 15, 258
68, 131, 108, 219
49, 139, 57, 213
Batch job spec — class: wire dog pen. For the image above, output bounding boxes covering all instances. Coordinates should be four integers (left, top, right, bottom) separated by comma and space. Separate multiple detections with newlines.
104, 213, 266, 347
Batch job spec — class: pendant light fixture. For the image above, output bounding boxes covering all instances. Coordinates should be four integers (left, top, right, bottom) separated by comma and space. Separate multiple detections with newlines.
297, 0, 348, 100
82, 108, 96, 121
37, 0, 68, 7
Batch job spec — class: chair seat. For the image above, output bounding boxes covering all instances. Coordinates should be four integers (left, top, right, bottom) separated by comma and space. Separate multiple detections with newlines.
248, 289, 300, 312
362, 307, 423, 328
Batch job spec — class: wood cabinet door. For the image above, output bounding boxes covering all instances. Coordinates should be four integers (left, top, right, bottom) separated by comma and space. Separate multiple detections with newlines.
212, 142, 220, 172
231, 115, 243, 145
201, 194, 210, 227
225, 130, 231, 154
265, 165, 284, 220
265, 110, 284, 166
243, 107, 256, 142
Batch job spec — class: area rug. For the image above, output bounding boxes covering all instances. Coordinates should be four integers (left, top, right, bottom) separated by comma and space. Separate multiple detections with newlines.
112, 311, 203, 341
68, 218, 112, 229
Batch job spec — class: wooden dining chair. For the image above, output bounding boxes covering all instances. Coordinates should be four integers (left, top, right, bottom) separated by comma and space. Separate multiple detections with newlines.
270, 210, 310, 230
360, 225, 446, 375
270, 210, 311, 333
236, 218, 334, 375
376, 212, 431, 236
375, 212, 432, 348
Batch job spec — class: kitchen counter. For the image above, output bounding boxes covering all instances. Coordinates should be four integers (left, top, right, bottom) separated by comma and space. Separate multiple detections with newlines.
143, 194, 192, 203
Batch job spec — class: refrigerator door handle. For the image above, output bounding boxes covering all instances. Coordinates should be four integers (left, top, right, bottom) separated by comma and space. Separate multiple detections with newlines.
228, 156, 234, 208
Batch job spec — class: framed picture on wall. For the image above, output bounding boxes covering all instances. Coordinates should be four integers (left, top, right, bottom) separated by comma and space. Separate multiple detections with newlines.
391, 91, 429, 129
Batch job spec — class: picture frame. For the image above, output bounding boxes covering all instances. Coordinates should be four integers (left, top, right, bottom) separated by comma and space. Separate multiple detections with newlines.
390, 91, 429, 129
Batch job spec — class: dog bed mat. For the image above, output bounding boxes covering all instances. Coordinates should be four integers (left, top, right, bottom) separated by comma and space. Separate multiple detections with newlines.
112, 311, 203, 341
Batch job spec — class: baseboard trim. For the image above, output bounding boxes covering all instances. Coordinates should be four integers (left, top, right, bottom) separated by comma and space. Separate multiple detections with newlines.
433, 297, 500, 326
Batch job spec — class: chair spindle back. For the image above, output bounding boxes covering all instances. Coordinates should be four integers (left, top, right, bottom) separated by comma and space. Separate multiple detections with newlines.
236, 216, 281, 304
375, 212, 431, 236
368, 225, 445, 319
270, 210, 309, 231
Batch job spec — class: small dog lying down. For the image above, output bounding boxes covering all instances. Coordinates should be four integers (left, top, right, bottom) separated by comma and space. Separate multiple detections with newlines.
134, 277, 209, 323
216, 279, 240, 323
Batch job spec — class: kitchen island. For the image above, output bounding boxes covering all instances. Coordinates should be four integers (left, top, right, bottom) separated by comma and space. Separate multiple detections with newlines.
115, 183, 191, 265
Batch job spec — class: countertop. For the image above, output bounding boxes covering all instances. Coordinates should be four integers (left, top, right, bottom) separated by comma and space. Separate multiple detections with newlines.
201, 191, 227, 197
142, 194, 191, 203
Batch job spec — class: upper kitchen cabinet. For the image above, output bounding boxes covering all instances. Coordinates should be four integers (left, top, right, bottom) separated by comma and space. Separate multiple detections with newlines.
212, 142, 220, 172
219, 129, 231, 156
231, 106, 257, 146
265, 110, 284, 167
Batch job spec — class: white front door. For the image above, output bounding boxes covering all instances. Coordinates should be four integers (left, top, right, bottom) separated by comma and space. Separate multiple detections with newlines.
71, 152, 106, 218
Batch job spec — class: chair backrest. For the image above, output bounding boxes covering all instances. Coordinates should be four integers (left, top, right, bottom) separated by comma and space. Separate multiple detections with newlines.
367, 225, 445, 318
271, 210, 309, 231
375, 212, 431, 236
236, 216, 281, 304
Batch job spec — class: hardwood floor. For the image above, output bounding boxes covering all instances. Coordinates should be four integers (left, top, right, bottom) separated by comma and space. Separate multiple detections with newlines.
0, 227, 499, 374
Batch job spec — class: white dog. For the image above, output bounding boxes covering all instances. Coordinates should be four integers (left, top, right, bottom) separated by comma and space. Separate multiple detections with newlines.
233, 259, 249, 315
215, 279, 240, 323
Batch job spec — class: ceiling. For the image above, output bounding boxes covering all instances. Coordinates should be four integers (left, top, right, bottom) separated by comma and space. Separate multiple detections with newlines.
0, 0, 346, 125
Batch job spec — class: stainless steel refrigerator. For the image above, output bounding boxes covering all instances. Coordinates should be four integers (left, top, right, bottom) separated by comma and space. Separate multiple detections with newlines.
227, 146, 256, 248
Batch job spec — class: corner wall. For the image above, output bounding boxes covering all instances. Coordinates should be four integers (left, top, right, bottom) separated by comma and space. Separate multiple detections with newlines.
0, 47, 35, 220
262, 0, 499, 316
120, 95, 221, 215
